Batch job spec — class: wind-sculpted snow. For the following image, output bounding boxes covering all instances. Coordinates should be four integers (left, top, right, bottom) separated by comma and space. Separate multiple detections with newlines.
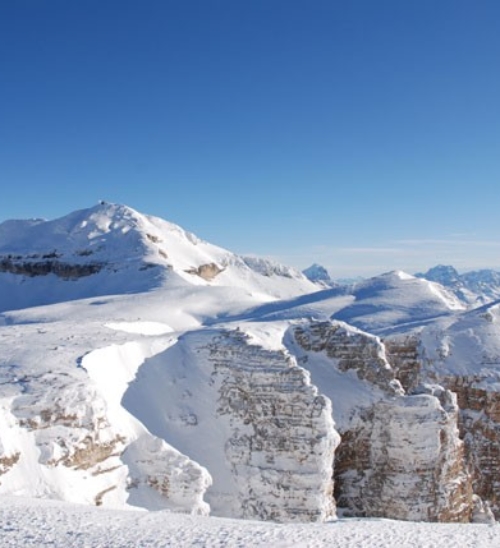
0, 325, 211, 514
123, 328, 339, 522
82, 341, 211, 514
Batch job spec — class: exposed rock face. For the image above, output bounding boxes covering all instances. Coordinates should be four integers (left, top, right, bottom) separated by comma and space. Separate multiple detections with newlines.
385, 315, 500, 520
209, 331, 338, 522
124, 328, 340, 522
385, 336, 422, 393
0, 255, 103, 279
0, 451, 20, 479
440, 376, 500, 518
123, 436, 211, 515
185, 263, 224, 281
293, 321, 403, 396
289, 320, 474, 522
2, 366, 210, 514
335, 389, 472, 522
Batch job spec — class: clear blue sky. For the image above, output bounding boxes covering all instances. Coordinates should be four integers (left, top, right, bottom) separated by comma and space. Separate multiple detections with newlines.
1, 0, 500, 277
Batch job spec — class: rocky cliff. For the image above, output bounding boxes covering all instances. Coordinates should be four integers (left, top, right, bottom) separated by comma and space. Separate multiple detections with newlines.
383, 307, 500, 520
123, 328, 339, 522
288, 320, 476, 522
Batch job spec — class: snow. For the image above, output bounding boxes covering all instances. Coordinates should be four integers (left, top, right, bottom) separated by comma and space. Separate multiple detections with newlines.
333, 270, 465, 333
105, 321, 174, 335
3, 202, 500, 540
0, 495, 498, 547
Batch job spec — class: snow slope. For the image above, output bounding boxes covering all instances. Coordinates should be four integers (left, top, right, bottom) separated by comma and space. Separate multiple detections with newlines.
332, 270, 465, 333
0, 202, 318, 312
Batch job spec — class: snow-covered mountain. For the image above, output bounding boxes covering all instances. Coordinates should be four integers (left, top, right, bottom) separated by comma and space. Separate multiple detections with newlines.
302, 263, 333, 284
1, 203, 500, 527
332, 270, 465, 333
0, 202, 318, 313
416, 264, 500, 306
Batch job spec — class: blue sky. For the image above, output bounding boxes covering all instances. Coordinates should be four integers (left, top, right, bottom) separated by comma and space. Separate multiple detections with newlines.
1, 1, 500, 277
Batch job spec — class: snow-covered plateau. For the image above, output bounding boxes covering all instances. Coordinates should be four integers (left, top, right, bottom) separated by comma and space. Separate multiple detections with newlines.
1, 202, 500, 546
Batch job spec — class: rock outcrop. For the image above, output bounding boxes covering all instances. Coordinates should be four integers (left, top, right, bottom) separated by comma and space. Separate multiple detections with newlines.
123, 328, 340, 522
210, 331, 338, 522
334, 388, 472, 522
1, 351, 210, 514
288, 320, 475, 522
442, 377, 500, 517
0, 255, 103, 279
185, 263, 224, 281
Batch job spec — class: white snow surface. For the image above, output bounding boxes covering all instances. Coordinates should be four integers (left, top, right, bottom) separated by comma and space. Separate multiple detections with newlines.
333, 270, 465, 333
0, 202, 318, 312
3, 203, 500, 541
0, 495, 498, 548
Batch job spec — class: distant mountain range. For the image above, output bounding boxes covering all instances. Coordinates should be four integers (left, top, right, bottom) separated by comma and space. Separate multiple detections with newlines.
415, 264, 500, 305
0, 202, 499, 526
303, 262, 500, 307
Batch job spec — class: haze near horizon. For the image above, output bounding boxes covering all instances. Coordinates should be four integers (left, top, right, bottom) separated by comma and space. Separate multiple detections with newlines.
1, 0, 499, 277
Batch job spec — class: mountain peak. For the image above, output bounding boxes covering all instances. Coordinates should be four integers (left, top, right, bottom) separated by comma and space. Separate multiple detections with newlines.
302, 263, 331, 283
415, 264, 461, 285
0, 203, 318, 312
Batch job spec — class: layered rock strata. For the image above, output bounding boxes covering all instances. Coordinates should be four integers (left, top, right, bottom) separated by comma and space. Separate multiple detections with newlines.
334, 389, 472, 521
385, 322, 500, 520
1, 365, 210, 514
209, 331, 338, 522
289, 320, 474, 522
0, 255, 103, 279
123, 328, 340, 522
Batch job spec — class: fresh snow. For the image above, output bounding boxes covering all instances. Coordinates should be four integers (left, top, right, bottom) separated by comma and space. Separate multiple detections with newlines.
3, 203, 500, 543
0, 496, 497, 547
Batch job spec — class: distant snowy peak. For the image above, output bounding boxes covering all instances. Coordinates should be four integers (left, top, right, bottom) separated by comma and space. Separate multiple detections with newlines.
302, 263, 332, 283
416, 264, 500, 305
415, 264, 462, 286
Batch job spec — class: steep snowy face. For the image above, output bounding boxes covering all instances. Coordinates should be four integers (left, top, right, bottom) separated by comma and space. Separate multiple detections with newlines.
332, 270, 465, 333
0, 202, 318, 312
122, 328, 340, 523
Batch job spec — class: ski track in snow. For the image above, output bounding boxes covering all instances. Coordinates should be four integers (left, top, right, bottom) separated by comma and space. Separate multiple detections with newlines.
0, 496, 498, 548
